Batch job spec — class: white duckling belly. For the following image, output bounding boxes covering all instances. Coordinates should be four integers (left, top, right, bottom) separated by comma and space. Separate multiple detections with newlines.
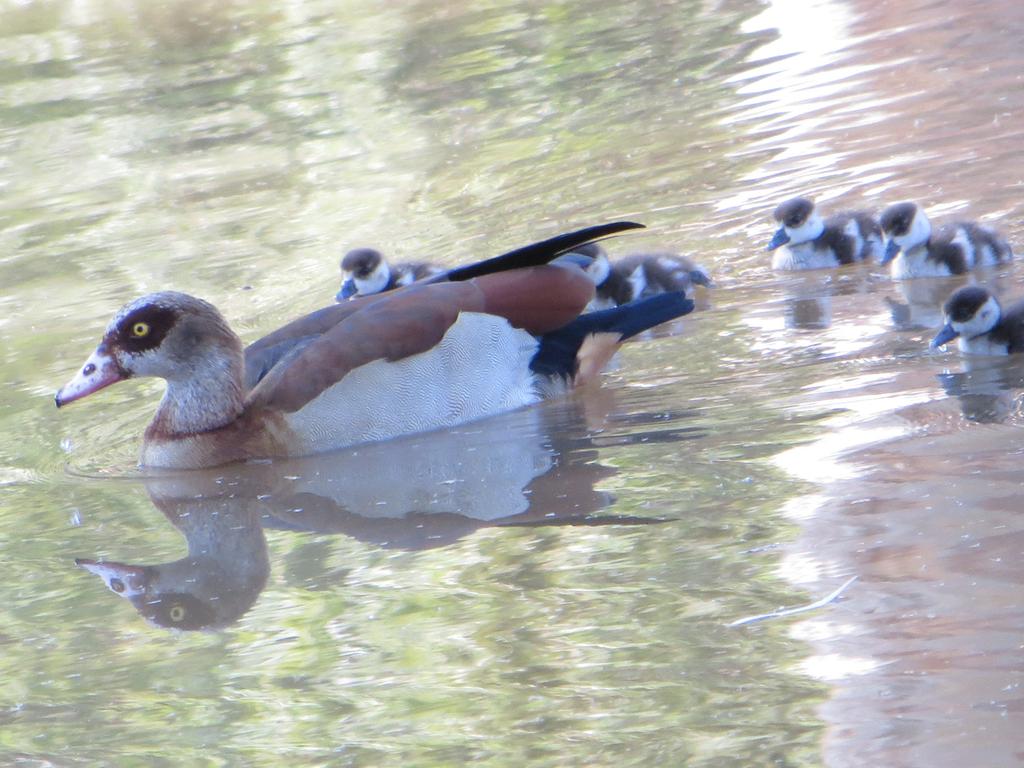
890, 248, 954, 279
958, 335, 1009, 356
771, 242, 838, 271
284, 312, 541, 454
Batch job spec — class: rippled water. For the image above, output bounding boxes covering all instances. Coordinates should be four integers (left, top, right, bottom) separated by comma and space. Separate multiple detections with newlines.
3, 0, 1024, 764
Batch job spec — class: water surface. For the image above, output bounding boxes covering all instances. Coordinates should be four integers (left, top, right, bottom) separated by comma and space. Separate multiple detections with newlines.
2, 0, 1023, 765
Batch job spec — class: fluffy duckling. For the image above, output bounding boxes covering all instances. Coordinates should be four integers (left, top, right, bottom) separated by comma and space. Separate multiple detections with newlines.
931, 285, 1024, 355
767, 196, 883, 270
575, 243, 712, 309
880, 202, 1013, 280
337, 247, 443, 300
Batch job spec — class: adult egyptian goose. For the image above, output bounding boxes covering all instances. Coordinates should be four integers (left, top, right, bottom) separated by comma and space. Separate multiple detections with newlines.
56, 223, 694, 469
336, 247, 443, 300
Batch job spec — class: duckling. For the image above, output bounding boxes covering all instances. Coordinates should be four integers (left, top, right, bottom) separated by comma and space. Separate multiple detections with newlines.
617, 251, 712, 296
576, 243, 631, 309
879, 202, 1013, 280
931, 285, 1024, 355
574, 243, 712, 309
337, 247, 443, 300
767, 196, 883, 270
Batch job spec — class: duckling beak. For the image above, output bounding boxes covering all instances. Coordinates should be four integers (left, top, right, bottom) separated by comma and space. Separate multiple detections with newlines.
55, 347, 126, 408
879, 239, 901, 265
767, 227, 789, 251
688, 269, 713, 288
336, 278, 358, 301
930, 323, 959, 350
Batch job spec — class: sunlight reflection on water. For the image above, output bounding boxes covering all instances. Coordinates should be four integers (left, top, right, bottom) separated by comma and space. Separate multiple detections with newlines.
2, 0, 1024, 764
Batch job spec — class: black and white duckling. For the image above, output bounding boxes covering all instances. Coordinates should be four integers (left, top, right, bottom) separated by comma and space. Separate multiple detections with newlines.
336, 247, 443, 300
575, 243, 712, 309
576, 243, 632, 308
767, 196, 883, 270
931, 285, 1024, 355
879, 202, 1013, 280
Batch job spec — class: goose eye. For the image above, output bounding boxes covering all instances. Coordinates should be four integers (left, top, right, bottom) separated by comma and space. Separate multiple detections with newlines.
168, 604, 186, 622
131, 322, 150, 338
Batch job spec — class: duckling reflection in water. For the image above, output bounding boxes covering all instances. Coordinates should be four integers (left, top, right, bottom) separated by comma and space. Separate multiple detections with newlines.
884, 276, 974, 331
776, 270, 877, 331
936, 358, 1024, 424
780, 274, 833, 330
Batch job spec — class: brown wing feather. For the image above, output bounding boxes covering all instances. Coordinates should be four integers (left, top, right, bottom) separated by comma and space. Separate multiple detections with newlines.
474, 264, 594, 334
243, 296, 385, 391
246, 294, 381, 355
249, 281, 485, 412
250, 264, 593, 413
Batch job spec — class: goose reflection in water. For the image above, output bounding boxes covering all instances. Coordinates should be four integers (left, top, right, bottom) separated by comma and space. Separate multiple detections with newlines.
76, 397, 704, 631
778, 270, 878, 331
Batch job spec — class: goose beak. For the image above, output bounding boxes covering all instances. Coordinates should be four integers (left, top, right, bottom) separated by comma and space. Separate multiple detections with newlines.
55, 347, 125, 408
879, 239, 900, 265
930, 323, 959, 350
336, 279, 358, 301
75, 558, 149, 598
767, 227, 789, 251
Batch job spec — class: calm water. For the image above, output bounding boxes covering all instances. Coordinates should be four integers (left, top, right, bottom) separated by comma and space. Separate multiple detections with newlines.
2, 0, 1023, 764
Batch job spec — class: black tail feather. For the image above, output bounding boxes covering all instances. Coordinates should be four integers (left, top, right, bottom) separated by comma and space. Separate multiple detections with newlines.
530, 292, 694, 378
428, 221, 644, 283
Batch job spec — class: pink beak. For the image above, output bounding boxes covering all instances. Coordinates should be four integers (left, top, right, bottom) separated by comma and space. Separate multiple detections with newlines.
76, 558, 149, 597
55, 347, 125, 408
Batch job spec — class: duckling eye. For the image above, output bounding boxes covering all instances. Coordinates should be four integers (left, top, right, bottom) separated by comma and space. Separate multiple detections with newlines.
131, 322, 150, 338
168, 604, 186, 622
